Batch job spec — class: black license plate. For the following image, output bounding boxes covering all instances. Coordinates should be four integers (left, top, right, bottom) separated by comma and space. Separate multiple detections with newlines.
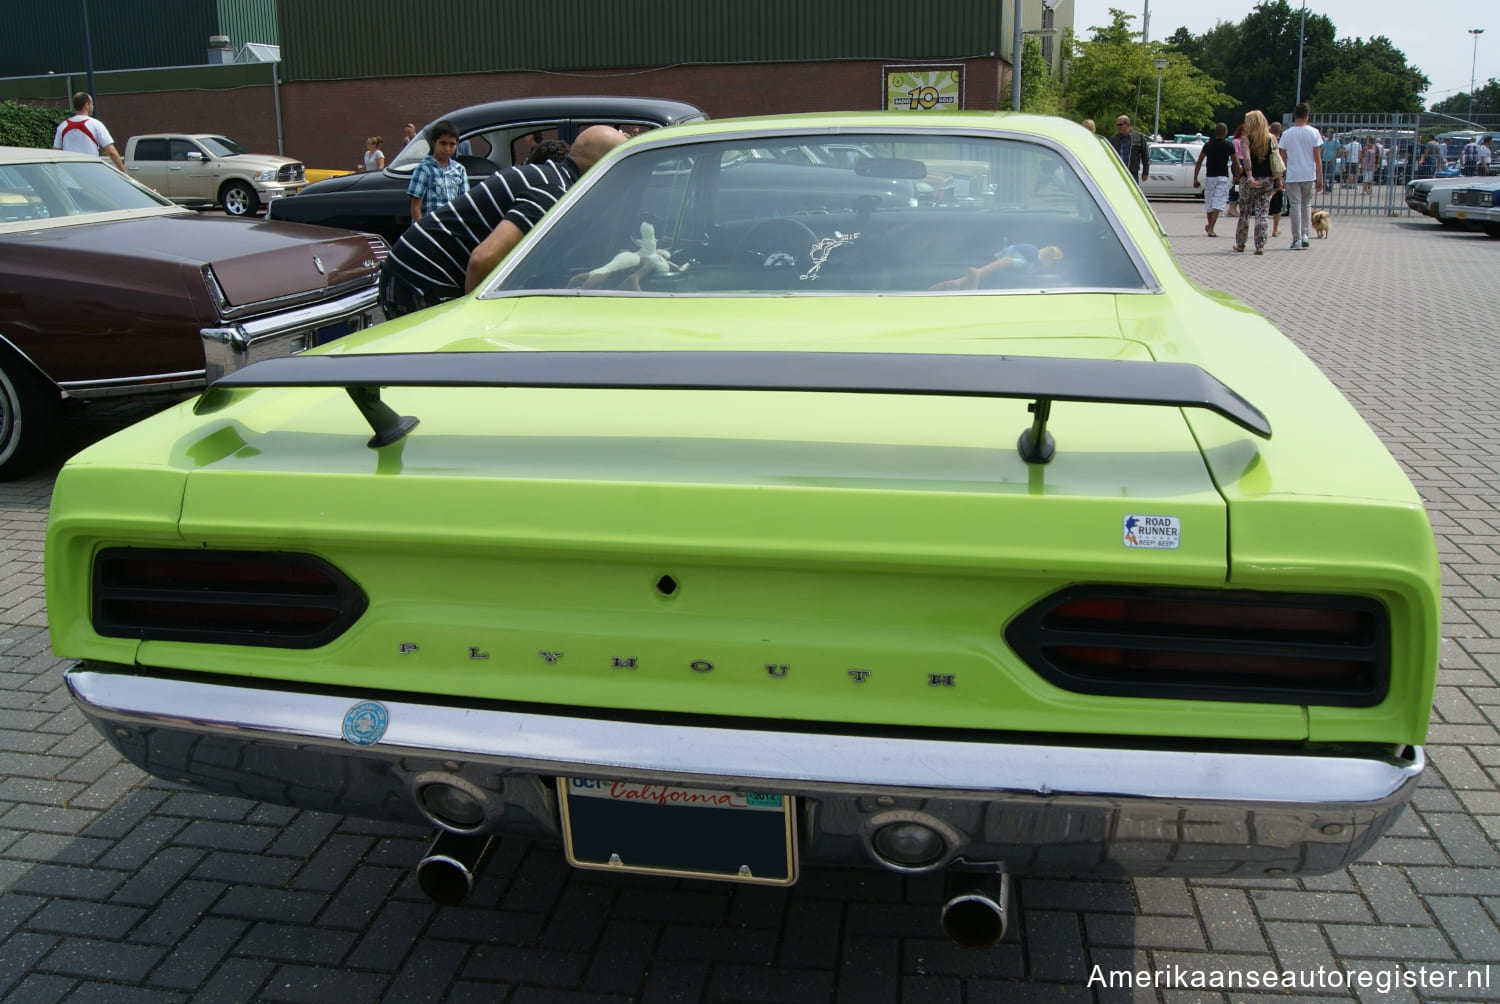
558, 779, 797, 885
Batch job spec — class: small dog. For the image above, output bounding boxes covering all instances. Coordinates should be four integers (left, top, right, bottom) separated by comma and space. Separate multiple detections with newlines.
1311, 209, 1331, 239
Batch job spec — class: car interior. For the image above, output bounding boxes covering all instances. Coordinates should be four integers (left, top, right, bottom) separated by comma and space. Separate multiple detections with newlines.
496, 136, 1150, 295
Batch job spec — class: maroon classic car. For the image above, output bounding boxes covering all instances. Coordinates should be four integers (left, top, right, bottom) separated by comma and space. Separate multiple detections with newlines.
0, 146, 385, 477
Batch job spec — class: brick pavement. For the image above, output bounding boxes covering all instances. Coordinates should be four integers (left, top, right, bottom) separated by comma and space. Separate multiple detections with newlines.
1, 204, 1498, 1002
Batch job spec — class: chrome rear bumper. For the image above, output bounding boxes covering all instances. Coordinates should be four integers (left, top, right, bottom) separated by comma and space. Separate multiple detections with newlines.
66, 663, 1422, 878
200, 284, 382, 383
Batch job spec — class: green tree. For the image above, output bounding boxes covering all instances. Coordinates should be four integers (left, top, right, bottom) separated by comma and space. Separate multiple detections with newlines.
1019, 36, 1064, 115
1065, 9, 1234, 135
0, 101, 63, 148
1309, 37, 1428, 113
1162, 4, 1427, 120
1431, 78, 1499, 118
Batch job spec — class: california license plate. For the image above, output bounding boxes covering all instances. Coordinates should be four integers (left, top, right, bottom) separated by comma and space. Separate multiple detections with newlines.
558, 779, 797, 885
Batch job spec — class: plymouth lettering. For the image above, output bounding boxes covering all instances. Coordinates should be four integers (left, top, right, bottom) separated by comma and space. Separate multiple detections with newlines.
691, 660, 714, 673
612, 657, 638, 669
765, 664, 789, 678
468, 647, 489, 660
928, 673, 956, 687
848, 669, 871, 683
539, 651, 563, 664
398, 643, 419, 655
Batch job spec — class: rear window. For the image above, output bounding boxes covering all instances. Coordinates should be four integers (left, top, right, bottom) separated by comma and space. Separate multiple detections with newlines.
495, 133, 1148, 295
0, 161, 172, 219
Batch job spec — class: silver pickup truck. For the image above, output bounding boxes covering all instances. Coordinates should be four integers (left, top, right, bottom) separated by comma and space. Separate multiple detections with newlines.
123, 133, 306, 216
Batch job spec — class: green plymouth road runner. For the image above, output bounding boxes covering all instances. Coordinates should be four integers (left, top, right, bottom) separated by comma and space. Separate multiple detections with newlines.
47, 113, 1440, 946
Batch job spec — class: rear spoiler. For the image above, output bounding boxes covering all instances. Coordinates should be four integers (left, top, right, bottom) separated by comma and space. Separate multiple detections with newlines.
198, 350, 1271, 464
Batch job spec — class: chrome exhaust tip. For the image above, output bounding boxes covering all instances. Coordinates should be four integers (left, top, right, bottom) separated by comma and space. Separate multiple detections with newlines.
940, 868, 1011, 948
415, 831, 497, 906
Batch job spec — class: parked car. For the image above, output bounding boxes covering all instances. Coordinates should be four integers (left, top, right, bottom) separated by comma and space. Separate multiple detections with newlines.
0, 146, 385, 477
1446, 180, 1500, 238
1140, 141, 1204, 198
1407, 175, 1490, 226
267, 96, 708, 245
51, 113, 1439, 947
124, 133, 307, 216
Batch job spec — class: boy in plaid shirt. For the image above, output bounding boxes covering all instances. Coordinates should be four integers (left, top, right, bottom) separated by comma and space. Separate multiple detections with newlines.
407, 120, 467, 222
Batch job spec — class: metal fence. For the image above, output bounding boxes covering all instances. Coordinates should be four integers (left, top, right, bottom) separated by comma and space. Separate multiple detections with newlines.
1294, 112, 1500, 216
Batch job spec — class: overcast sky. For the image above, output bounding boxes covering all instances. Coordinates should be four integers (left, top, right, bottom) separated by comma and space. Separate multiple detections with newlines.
1070, 0, 1495, 108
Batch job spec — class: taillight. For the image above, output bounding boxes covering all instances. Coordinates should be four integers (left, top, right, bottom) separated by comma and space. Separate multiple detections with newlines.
1005, 587, 1388, 706
92, 548, 366, 649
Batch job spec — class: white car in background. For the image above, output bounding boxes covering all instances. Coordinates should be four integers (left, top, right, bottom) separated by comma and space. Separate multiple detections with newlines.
1141, 142, 1204, 198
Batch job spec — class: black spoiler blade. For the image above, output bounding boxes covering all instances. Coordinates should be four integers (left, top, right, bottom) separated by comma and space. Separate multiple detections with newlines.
199, 351, 1270, 462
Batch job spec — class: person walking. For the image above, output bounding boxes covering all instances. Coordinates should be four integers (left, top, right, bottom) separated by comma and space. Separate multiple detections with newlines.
1109, 115, 1150, 185
1343, 134, 1361, 187
1279, 102, 1324, 250
1422, 134, 1445, 177
1192, 122, 1235, 237
359, 136, 385, 173
1233, 111, 1282, 255
1460, 136, 1482, 176
1227, 123, 1248, 217
1359, 138, 1379, 194
52, 91, 125, 172
1267, 121, 1286, 238
379, 125, 627, 318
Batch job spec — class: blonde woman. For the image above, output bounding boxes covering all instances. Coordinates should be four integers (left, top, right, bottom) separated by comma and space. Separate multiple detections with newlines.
1233, 111, 1283, 255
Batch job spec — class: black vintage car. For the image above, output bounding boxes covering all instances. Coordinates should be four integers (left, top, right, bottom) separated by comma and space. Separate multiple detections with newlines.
267, 96, 708, 245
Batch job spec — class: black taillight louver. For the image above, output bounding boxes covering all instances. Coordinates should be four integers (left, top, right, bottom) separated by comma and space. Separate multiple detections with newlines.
1005, 586, 1390, 707
93, 548, 366, 649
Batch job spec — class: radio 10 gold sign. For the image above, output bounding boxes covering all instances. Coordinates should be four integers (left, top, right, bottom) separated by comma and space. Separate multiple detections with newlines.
885, 65, 964, 111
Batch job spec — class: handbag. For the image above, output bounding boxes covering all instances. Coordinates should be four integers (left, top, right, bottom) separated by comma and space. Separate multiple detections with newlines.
1269, 138, 1285, 180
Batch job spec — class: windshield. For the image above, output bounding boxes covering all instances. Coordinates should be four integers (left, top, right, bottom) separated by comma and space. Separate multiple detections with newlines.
495, 134, 1147, 295
197, 136, 249, 157
0, 160, 173, 221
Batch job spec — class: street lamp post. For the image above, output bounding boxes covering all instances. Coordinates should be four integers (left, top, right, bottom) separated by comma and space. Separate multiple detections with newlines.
1470, 29, 1485, 124
1010, 0, 1060, 112
1295, 0, 1307, 106
1152, 58, 1169, 140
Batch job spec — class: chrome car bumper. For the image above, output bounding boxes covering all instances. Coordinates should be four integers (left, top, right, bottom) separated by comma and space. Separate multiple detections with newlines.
200, 285, 382, 383
66, 663, 1423, 878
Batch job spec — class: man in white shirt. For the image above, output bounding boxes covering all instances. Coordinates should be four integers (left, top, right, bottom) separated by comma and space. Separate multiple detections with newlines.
52, 92, 125, 172
1279, 103, 1324, 250
1344, 136, 1361, 187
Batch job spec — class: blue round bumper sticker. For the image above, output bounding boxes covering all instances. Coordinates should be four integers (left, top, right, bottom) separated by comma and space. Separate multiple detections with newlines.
342, 701, 389, 746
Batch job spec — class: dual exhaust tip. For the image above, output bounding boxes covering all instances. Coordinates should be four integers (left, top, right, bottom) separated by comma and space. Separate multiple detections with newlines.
413, 829, 1011, 949
941, 868, 1012, 948
415, 831, 497, 906
412, 779, 1009, 949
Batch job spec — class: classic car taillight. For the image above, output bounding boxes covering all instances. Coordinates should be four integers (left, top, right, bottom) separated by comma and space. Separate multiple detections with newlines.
1005, 587, 1388, 706
92, 548, 366, 648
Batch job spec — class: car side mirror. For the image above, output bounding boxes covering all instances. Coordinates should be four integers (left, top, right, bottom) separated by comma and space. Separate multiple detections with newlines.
186, 151, 204, 161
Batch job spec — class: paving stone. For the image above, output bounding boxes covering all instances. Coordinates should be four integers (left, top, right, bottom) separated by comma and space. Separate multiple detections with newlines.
580, 919, 658, 995
1427, 897, 1500, 961
145, 917, 249, 990
834, 935, 900, 1004
36, 937, 166, 983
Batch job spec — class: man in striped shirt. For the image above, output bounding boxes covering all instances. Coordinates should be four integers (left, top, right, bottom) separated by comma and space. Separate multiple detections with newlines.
379, 125, 627, 318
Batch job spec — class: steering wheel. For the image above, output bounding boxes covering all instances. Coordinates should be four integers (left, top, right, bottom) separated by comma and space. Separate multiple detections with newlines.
735, 217, 818, 268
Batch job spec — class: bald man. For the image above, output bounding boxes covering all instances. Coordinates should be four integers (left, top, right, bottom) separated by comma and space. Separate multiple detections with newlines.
380, 125, 628, 318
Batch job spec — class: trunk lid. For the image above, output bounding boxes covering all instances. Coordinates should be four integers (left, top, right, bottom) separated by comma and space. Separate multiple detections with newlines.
153, 295, 1283, 740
